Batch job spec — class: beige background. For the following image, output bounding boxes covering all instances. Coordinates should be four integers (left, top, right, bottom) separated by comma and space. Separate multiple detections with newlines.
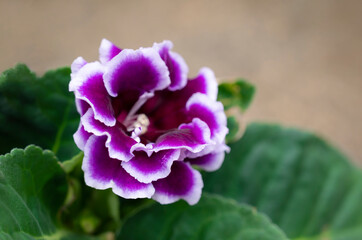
0, 0, 361, 165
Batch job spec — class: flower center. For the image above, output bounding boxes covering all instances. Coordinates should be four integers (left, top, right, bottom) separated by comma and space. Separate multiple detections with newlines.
124, 113, 150, 134
121, 92, 154, 135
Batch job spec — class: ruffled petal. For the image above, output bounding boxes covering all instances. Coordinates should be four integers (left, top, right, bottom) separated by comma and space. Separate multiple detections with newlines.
152, 161, 203, 205
70, 62, 116, 126
140, 69, 218, 133
186, 142, 230, 158
153, 41, 189, 91
99, 38, 122, 64
73, 123, 91, 150
112, 166, 155, 199
104, 48, 171, 97
122, 150, 180, 184
83, 135, 155, 199
71, 58, 89, 116
186, 67, 218, 101
71, 57, 87, 73
187, 150, 225, 172
186, 93, 228, 143
81, 108, 138, 161
83, 135, 116, 188
151, 118, 212, 153
75, 99, 90, 115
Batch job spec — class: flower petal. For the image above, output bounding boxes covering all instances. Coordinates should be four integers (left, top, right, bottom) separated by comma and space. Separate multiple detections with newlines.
187, 150, 225, 172
153, 40, 189, 91
152, 118, 212, 153
122, 150, 181, 184
99, 38, 122, 64
186, 93, 228, 143
186, 142, 230, 159
70, 62, 116, 126
140, 69, 218, 133
104, 48, 171, 97
152, 161, 203, 205
83, 135, 155, 199
81, 108, 138, 161
71, 58, 89, 116
73, 123, 91, 150
186, 67, 218, 101
75, 99, 90, 115
71, 57, 87, 73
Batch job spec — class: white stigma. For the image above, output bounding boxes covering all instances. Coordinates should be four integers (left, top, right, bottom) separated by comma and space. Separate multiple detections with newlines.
125, 113, 150, 135
122, 92, 154, 135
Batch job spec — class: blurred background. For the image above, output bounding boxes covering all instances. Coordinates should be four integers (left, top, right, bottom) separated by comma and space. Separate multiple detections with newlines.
0, 0, 361, 165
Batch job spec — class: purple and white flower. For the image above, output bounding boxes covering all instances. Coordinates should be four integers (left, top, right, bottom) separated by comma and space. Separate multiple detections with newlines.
70, 39, 229, 205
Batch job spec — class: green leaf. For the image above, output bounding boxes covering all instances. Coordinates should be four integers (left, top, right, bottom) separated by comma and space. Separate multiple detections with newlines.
0, 146, 106, 240
62, 152, 84, 174
62, 187, 122, 234
225, 115, 241, 143
0, 64, 79, 161
218, 79, 255, 143
218, 79, 255, 111
60, 159, 122, 235
117, 194, 288, 240
0, 231, 35, 240
0, 145, 67, 238
0, 230, 106, 240
203, 123, 362, 239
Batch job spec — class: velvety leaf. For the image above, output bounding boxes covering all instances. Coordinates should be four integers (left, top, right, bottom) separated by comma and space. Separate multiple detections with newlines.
0, 145, 67, 237
225, 116, 240, 143
59, 232, 109, 240
218, 79, 255, 111
0, 64, 79, 161
117, 194, 288, 240
0, 230, 108, 240
0, 231, 35, 240
58, 148, 122, 235
218, 79, 254, 143
203, 123, 362, 240
60, 167, 123, 235
60, 159, 122, 235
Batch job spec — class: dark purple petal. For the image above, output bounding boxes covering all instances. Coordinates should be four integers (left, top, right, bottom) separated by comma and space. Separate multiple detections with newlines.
83, 135, 117, 187
168, 51, 188, 90
81, 108, 138, 161
101, 129, 137, 162
70, 62, 116, 126
187, 150, 225, 172
99, 38, 122, 63
112, 166, 155, 199
152, 161, 203, 205
186, 93, 228, 143
122, 150, 180, 184
140, 69, 218, 133
142, 95, 188, 135
185, 67, 218, 101
73, 123, 91, 150
153, 41, 189, 91
75, 99, 90, 115
104, 48, 171, 97
151, 118, 212, 153
83, 135, 155, 198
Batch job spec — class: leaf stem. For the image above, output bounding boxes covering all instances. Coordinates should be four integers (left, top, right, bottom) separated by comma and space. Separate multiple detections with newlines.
52, 100, 71, 154
61, 151, 84, 173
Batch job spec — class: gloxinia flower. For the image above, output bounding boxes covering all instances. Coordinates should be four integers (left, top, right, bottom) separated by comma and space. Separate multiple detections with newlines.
69, 39, 229, 205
